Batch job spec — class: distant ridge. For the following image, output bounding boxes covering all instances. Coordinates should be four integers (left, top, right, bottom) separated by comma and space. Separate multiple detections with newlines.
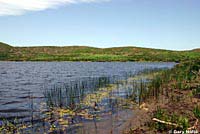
0, 42, 12, 49
0, 42, 200, 62
192, 48, 200, 52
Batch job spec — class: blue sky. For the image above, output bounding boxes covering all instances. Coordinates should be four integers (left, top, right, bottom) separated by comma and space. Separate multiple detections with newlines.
0, 0, 200, 50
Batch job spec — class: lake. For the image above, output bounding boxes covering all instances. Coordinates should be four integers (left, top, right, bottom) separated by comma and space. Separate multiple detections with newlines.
0, 62, 175, 133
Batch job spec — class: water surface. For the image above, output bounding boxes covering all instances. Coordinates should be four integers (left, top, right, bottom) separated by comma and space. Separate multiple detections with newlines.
0, 61, 175, 133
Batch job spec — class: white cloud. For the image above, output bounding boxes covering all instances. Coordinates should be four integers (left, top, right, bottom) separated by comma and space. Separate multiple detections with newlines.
0, 0, 110, 16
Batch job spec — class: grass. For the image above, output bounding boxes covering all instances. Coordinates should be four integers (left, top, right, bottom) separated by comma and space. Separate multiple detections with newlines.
126, 60, 200, 133
152, 107, 189, 131
0, 42, 200, 62
193, 105, 200, 119
139, 60, 200, 101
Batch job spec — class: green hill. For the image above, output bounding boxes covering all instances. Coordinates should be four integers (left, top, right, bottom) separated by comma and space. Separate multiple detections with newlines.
0, 42, 199, 62
0, 42, 12, 50
0, 42, 12, 60
192, 48, 200, 52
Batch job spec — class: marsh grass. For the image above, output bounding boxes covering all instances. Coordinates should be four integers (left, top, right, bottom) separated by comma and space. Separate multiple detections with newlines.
43, 76, 113, 109
139, 60, 200, 132
193, 105, 200, 119
137, 60, 200, 102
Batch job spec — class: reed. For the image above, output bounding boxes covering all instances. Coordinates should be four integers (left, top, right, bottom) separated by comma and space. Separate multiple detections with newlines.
138, 60, 200, 101
43, 76, 116, 109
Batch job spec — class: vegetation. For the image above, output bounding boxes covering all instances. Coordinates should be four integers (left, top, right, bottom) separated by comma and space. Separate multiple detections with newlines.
193, 105, 200, 119
152, 106, 189, 131
1, 41, 200, 133
127, 60, 200, 133
0, 42, 200, 62
0, 42, 11, 60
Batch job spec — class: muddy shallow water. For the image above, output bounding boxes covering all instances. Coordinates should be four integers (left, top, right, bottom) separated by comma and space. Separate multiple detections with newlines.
0, 62, 175, 133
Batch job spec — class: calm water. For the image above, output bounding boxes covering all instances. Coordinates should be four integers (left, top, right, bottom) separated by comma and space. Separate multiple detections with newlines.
0, 62, 175, 133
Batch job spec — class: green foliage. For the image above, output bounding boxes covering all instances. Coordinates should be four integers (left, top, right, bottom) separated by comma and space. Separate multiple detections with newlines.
144, 60, 200, 132
193, 105, 200, 118
177, 116, 189, 130
153, 107, 189, 131
153, 107, 168, 131
0, 53, 9, 60
192, 86, 200, 96
132, 60, 200, 102
146, 60, 200, 99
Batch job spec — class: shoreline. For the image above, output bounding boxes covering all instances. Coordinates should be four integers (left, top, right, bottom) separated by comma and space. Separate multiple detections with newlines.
122, 60, 200, 133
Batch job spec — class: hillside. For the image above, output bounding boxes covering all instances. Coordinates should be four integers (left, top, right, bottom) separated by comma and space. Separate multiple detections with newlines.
0, 42, 199, 62
0, 42, 12, 50
193, 48, 200, 52
0, 42, 12, 60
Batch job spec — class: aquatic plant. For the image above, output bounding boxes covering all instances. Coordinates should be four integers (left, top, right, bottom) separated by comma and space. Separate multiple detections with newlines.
43, 75, 122, 110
